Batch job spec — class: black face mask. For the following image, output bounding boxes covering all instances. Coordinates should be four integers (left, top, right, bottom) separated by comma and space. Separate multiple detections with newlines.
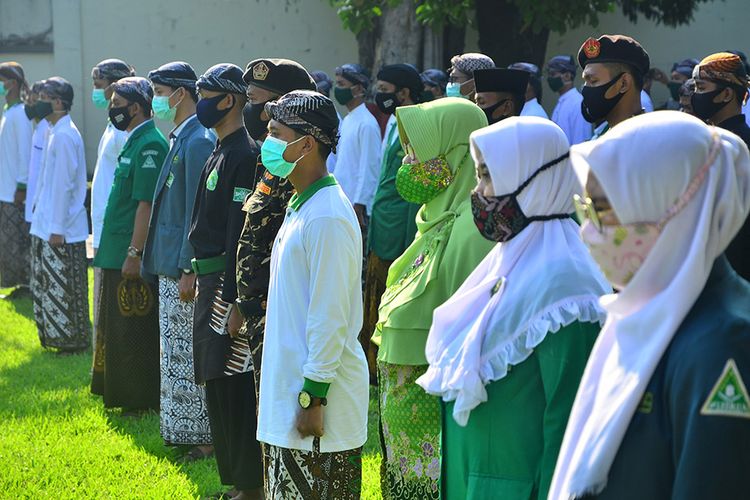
34, 101, 54, 120
471, 152, 570, 242
580, 73, 625, 124
197, 93, 233, 129
375, 91, 400, 115
547, 76, 564, 92
667, 80, 683, 101
109, 104, 133, 131
24, 103, 37, 120
481, 99, 510, 125
691, 88, 727, 121
243, 102, 269, 140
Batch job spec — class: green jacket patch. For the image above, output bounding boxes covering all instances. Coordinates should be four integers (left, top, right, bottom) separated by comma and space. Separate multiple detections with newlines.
701, 358, 750, 419
233, 187, 251, 203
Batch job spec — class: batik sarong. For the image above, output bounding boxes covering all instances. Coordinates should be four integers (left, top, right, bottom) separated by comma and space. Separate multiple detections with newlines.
94, 269, 160, 410
266, 440, 362, 500
31, 239, 90, 351
158, 276, 211, 445
0, 201, 30, 287
378, 361, 441, 499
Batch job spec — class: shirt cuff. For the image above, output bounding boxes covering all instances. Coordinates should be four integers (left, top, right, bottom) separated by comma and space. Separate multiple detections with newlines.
303, 377, 331, 398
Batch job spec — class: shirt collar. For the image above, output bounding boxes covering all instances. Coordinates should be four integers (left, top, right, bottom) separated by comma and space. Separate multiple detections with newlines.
170, 114, 196, 140
129, 119, 154, 137
288, 174, 337, 211
558, 87, 578, 103
50, 114, 71, 130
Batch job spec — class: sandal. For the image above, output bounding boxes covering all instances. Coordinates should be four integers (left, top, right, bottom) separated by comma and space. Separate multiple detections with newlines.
180, 445, 214, 463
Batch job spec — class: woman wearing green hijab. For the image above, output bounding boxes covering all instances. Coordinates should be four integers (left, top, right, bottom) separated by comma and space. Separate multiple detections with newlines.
372, 97, 495, 498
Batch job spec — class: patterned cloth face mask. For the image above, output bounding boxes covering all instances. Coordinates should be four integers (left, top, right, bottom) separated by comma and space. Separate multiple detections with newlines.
471, 152, 571, 242
396, 142, 467, 204
575, 132, 721, 290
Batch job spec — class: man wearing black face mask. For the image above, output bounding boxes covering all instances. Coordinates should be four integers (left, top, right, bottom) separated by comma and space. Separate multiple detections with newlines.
360, 63, 422, 382
93, 76, 168, 412
692, 52, 750, 282
473, 68, 530, 125
577, 34, 650, 139
188, 63, 263, 500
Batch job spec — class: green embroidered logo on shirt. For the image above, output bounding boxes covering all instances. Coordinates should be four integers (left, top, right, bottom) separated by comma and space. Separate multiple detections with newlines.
172, 154, 180, 164
166, 172, 175, 188
142, 154, 158, 169
233, 187, 251, 203
206, 169, 219, 191
700, 358, 750, 419
637, 392, 653, 414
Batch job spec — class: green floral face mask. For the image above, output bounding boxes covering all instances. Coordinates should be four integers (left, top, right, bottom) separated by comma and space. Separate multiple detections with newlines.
395, 142, 467, 205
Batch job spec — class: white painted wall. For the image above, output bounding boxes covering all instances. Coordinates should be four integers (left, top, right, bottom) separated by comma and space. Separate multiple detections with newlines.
1, 0, 747, 172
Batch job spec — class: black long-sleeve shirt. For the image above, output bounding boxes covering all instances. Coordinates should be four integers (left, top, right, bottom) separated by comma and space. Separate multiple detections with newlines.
189, 127, 259, 303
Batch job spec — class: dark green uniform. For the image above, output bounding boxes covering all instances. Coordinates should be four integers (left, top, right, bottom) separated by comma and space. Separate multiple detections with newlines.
588, 255, 750, 500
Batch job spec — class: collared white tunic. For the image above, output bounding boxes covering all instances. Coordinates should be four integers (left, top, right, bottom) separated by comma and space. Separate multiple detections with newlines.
332, 102, 382, 213
25, 118, 50, 222
521, 97, 549, 119
30, 115, 88, 243
551, 88, 592, 145
0, 102, 33, 202
258, 178, 369, 453
91, 122, 128, 248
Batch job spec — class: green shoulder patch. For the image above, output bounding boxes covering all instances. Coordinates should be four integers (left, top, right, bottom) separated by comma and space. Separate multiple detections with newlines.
206, 169, 219, 191
700, 358, 750, 419
233, 187, 251, 203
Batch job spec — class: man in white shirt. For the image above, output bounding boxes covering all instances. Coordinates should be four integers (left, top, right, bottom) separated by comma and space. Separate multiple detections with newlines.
29, 77, 90, 353
259, 90, 368, 499
547, 55, 592, 144
509, 62, 549, 119
332, 63, 381, 230
23, 82, 50, 226
89, 59, 133, 353
0, 62, 33, 289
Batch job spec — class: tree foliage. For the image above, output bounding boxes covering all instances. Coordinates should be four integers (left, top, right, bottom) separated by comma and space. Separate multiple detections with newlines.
329, 0, 712, 35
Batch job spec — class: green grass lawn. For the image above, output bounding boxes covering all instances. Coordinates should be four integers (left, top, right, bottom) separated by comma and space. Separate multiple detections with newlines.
0, 270, 383, 499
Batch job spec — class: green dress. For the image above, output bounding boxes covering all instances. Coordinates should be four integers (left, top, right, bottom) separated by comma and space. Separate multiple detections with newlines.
373, 99, 494, 499
442, 321, 600, 500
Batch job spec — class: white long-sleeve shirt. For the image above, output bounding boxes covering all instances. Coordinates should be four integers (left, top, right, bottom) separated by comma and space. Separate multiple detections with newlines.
30, 115, 88, 243
521, 97, 549, 119
551, 88, 592, 145
258, 177, 369, 453
641, 90, 654, 112
332, 103, 382, 213
25, 118, 50, 222
91, 122, 128, 248
0, 102, 33, 202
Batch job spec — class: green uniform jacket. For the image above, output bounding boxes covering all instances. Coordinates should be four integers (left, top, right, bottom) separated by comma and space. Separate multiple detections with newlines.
94, 120, 168, 270
368, 122, 420, 261
442, 320, 600, 500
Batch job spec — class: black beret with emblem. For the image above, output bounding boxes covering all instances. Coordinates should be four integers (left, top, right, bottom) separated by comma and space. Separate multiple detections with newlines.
243, 58, 316, 95
577, 34, 650, 77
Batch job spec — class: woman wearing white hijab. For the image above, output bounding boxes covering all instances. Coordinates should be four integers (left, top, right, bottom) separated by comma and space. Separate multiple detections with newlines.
549, 111, 750, 500
417, 116, 609, 499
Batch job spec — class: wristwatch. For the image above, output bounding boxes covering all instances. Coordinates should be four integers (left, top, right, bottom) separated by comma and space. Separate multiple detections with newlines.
127, 245, 143, 258
298, 390, 327, 409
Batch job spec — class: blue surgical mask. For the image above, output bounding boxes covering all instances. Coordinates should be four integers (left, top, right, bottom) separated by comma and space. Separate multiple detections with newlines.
152, 89, 180, 121
260, 135, 307, 178
92, 88, 108, 108
0, 82, 7, 97
446, 82, 462, 98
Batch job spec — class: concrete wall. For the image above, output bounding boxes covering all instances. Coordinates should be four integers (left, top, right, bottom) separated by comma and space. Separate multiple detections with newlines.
1, 0, 747, 172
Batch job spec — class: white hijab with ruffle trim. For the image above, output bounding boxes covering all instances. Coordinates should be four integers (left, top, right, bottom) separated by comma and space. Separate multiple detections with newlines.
549, 111, 750, 498
416, 116, 610, 426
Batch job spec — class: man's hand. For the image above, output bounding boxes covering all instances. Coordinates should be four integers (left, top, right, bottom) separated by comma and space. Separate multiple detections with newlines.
121, 255, 142, 280
13, 189, 26, 207
296, 405, 324, 438
178, 272, 197, 302
354, 203, 368, 231
48, 234, 65, 248
649, 68, 669, 85
227, 305, 243, 338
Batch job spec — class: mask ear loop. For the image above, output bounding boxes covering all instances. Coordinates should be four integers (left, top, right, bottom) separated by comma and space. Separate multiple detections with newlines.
511, 151, 570, 197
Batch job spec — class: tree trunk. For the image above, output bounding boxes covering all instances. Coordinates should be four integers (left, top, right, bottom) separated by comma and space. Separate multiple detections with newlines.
356, 26, 378, 72
474, 0, 550, 67
373, 0, 423, 70
442, 24, 467, 70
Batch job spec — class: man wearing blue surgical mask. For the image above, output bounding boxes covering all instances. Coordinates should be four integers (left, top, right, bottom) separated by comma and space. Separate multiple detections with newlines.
446, 52, 495, 101
142, 61, 215, 461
